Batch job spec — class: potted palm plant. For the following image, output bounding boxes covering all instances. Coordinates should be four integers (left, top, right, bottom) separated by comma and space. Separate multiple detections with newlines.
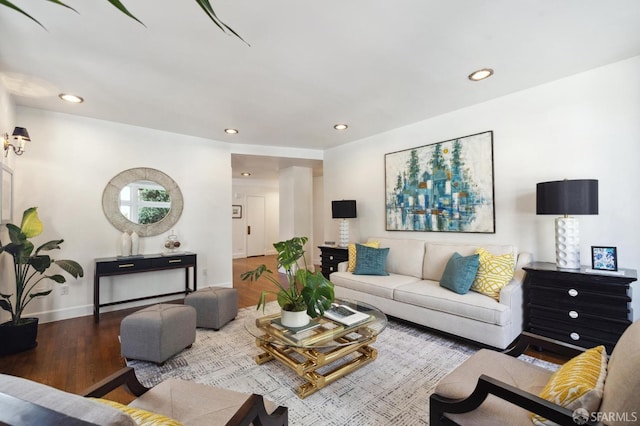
241, 236, 334, 327
0, 207, 84, 355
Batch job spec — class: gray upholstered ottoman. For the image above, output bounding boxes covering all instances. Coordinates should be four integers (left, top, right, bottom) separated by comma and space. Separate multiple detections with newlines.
120, 304, 196, 364
184, 287, 238, 330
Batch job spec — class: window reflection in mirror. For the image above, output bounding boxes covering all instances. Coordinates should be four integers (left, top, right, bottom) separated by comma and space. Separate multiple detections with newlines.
119, 180, 171, 225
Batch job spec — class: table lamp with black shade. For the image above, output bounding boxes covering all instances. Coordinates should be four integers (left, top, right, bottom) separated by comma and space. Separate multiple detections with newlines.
536, 179, 598, 269
332, 200, 357, 248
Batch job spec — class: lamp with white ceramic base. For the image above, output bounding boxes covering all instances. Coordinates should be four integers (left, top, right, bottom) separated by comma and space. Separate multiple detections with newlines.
536, 179, 598, 269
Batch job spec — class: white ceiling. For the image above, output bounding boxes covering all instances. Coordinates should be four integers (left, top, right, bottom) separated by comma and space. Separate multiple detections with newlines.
2, 1, 640, 177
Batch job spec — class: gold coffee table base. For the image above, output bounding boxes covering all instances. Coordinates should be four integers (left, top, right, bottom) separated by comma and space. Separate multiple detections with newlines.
254, 335, 378, 398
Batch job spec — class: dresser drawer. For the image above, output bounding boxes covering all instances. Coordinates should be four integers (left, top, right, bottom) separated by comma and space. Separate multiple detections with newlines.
527, 286, 630, 319
151, 254, 197, 268
528, 305, 630, 334
528, 325, 619, 354
96, 258, 153, 274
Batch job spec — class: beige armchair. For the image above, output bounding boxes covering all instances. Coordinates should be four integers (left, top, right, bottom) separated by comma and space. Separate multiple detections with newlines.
430, 321, 640, 426
0, 367, 287, 426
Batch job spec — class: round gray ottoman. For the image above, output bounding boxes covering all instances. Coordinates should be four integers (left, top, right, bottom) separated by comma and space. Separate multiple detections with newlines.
184, 287, 238, 330
120, 304, 196, 364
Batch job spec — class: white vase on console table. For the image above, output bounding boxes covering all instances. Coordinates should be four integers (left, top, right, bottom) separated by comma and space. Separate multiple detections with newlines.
130, 231, 139, 255
120, 231, 131, 256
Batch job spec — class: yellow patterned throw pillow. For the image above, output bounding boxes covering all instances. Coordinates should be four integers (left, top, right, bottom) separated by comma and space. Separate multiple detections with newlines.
470, 248, 515, 300
91, 398, 183, 426
347, 241, 380, 272
532, 345, 608, 425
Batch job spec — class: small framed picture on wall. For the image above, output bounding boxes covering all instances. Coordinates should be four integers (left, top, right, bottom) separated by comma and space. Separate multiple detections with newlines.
232, 205, 242, 219
591, 246, 618, 271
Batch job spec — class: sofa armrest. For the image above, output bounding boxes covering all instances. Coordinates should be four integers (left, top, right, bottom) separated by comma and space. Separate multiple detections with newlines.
337, 261, 348, 272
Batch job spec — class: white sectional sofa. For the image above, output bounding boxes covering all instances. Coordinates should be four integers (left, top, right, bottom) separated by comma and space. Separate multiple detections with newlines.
330, 237, 532, 349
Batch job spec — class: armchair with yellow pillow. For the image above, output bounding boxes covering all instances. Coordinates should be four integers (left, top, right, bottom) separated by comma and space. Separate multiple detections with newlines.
430, 320, 640, 426
0, 367, 288, 426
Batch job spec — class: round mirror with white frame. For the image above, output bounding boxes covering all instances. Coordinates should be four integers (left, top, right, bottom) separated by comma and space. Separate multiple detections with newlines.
102, 167, 183, 237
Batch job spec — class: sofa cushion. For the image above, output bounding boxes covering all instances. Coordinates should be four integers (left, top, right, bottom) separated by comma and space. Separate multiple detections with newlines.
347, 241, 379, 272
532, 345, 607, 426
330, 271, 421, 299
470, 248, 515, 300
439, 253, 480, 295
0, 374, 136, 425
368, 237, 425, 278
423, 242, 517, 281
394, 280, 510, 326
353, 244, 390, 276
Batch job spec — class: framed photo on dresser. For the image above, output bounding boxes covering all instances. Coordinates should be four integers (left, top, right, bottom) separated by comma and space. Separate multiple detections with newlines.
591, 246, 618, 271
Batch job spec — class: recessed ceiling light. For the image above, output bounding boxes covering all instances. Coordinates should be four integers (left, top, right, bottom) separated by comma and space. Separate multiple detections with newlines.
225, 128, 239, 134
240, 172, 251, 177
334, 124, 348, 130
468, 68, 494, 81
58, 93, 84, 103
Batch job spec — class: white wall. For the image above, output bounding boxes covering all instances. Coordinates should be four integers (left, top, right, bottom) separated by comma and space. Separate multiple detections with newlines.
0, 82, 16, 323
8, 107, 234, 322
324, 56, 640, 272
312, 175, 324, 265
231, 178, 279, 258
231, 175, 324, 265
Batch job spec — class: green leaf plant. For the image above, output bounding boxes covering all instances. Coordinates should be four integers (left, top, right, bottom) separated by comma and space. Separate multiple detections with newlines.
241, 236, 335, 318
0, 207, 84, 325
0, 0, 247, 44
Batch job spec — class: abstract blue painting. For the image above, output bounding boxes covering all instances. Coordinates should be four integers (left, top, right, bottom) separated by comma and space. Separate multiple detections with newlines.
385, 131, 495, 233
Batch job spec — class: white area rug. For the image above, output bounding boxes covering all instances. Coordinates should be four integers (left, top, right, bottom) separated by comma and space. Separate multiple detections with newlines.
128, 304, 557, 425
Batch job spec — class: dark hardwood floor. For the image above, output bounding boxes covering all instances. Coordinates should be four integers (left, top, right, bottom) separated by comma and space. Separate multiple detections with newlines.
1, 254, 565, 403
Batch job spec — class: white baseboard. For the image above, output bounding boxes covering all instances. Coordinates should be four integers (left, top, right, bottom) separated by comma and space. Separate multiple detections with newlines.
31, 283, 233, 324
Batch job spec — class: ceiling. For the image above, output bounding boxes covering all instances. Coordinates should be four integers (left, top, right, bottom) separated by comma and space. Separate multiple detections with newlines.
1, 1, 640, 177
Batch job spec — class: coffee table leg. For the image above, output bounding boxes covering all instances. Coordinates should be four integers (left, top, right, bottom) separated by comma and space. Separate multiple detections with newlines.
253, 337, 379, 399
296, 345, 378, 398
255, 351, 274, 364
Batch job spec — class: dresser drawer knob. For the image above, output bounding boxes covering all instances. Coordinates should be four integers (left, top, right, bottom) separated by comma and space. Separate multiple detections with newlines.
568, 288, 578, 297
569, 310, 579, 319
570, 332, 580, 341
329, 255, 334, 260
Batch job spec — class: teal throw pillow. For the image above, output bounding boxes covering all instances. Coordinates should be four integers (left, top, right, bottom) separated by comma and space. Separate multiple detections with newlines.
353, 244, 390, 276
440, 252, 480, 294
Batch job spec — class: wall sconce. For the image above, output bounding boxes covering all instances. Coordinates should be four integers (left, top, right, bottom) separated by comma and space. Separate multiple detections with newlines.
3, 127, 30, 157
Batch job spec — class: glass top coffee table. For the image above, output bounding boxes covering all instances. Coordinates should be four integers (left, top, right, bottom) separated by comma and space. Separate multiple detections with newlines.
244, 299, 387, 398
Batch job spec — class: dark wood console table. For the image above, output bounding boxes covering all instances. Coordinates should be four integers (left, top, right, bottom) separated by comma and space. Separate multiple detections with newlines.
94, 252, 197, 323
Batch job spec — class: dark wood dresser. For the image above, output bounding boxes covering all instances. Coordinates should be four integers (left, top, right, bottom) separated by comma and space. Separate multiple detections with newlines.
319, 246, 349, 279
523, 261, 637, 353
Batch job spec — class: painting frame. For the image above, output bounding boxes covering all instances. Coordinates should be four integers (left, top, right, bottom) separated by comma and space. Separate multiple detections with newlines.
232, 204, 242, 219
385, 131, 495, 233
1, 164, 13, 224
591, 246, 618, 271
